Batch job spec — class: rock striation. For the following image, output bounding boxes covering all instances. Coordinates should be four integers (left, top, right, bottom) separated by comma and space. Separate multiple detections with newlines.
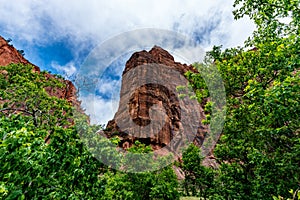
103, 46, 208, 155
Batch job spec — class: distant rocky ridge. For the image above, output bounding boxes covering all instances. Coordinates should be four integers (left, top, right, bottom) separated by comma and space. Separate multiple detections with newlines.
102, 46, 210, 159
0, 36, 80, 108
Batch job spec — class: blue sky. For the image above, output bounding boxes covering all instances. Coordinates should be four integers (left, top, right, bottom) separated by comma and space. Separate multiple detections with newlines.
0, 0, 255, 125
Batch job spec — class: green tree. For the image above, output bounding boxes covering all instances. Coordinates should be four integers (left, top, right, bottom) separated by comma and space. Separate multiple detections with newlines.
184, 0, 299, 199
101, 140, 180, 200
181, 144, 214, 199
233, 0, 300, 44
0, 64, 107, 199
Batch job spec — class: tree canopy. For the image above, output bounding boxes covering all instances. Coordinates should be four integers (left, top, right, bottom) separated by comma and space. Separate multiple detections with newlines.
183, 0, 299, 199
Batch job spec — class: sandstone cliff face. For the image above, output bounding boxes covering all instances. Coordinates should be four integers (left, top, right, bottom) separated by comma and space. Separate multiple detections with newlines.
0, 36, 80, 107
0, 36, 40, 71
104, 46, 208, 155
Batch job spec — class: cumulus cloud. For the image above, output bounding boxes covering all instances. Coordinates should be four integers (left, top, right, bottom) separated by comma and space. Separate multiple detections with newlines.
52, 61, 77, 77
97, 80, 121, 95
80, 94, 119, 125
0, 0, 254, 48
0, 0, 256, 69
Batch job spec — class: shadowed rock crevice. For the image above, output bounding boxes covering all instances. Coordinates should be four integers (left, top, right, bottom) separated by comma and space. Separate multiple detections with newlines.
128, 83, 181, 148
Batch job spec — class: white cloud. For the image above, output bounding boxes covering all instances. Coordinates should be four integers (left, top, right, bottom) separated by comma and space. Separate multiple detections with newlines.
97, 79, 121, 95
52, 62, 77, 77
80, 94, 119, 125
0, 0, 255, 48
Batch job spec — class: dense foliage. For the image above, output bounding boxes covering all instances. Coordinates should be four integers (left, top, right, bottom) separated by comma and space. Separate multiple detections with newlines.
0, 64, 179, 199
183, 0, 300, 199
0, 64, 104, 199
1, 0, 299, 199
